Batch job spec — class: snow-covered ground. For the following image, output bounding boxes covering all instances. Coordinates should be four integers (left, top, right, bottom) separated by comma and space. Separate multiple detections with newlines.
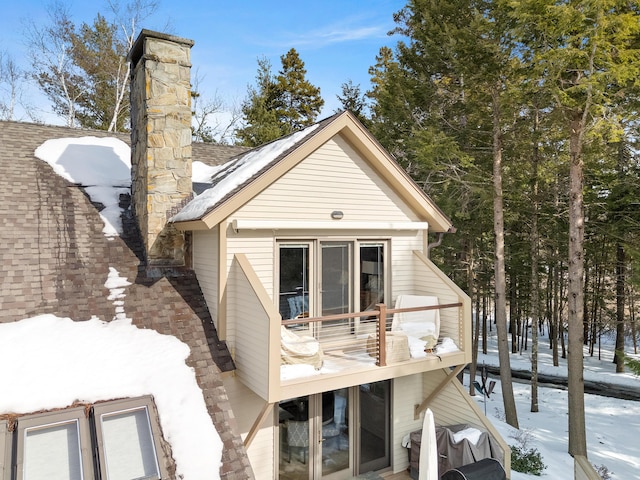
469, 331, 640, 479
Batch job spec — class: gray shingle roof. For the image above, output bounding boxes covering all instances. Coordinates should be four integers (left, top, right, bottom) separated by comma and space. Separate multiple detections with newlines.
0, 120, 253, 479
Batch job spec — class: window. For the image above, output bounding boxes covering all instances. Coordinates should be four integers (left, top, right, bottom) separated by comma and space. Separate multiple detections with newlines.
278, 240, 388, 319
15, 407, 93, 480
93, 397, 165, 480
6, 396, 169, 480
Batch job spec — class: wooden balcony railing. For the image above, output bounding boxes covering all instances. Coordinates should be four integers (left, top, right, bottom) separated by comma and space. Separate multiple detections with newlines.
281, 301, 462, 367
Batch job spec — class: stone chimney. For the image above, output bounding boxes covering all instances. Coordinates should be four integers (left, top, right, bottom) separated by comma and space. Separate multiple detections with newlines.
128, 30, 194, 266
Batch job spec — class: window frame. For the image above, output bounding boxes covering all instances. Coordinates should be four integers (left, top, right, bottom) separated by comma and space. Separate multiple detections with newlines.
0, 420, 10, 480
8, 396, 169, 480
14, 406, 94, 480
92, 396, 169, 480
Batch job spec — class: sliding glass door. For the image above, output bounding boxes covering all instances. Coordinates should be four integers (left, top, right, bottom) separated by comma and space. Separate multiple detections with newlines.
278, 240, 387, 320
320, 242, 352, 327
278, 389, 351, 480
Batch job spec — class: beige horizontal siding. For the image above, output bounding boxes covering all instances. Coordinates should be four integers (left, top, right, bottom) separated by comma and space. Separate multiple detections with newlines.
389, 234, 423, 298
192, 229, 219, 325
227, 257, 271, 399
424, 369, 510, 474
392, 374, 425, 473
223, 377, 275, 480
234, 135, 420, 223
227, 232, 275, 300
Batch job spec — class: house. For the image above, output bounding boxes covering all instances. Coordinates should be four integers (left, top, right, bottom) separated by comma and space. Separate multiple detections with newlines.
0, 30, 253, 479
0, 28, 510, 480
133, 32, 509, 480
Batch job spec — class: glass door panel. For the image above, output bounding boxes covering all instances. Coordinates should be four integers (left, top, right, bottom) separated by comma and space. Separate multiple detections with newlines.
279, 397, 311, 480
320, 242, 352, 328
358, 381, 391, 473
279, 244, 310, 325
320, 389, 350, 478
359, 243, 385, 312
279, 391, 352, 480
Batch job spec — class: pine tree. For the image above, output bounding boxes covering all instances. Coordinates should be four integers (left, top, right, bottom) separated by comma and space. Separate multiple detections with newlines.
237, 49, 324, 147
71, 14, 128, 131
335, 79, 369, 127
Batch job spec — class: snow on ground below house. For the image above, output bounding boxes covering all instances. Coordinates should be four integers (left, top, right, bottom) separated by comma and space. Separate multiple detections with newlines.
470, 331, 640, 479
0, 313, 222, 480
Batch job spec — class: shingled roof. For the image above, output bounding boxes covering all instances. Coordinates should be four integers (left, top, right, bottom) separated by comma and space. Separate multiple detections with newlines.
0, 120, 254, 479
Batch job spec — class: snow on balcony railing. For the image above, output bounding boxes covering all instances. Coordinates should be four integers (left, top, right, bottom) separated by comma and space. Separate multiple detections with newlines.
280, 301, 462, 368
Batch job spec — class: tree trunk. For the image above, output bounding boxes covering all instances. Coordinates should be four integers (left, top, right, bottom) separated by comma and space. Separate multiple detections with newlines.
469, 242, 479, 397
614, 243, 626, 372
491, 88, 519, 428
567, 111, 587, 457
530, 108, 540, 413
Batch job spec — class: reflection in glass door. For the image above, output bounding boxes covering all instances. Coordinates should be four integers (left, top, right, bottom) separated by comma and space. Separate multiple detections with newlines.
279, 397, 310, 480
359, 243, 385, 312
359, 381, 391, 473
320, 242, 352, 335
320, 388, 350, 478
279, 244, 311, 334
278, 390, 351, 480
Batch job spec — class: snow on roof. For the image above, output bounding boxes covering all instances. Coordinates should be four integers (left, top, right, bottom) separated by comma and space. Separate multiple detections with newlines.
29, 137, 226, 478
35, 137, 131, 239
0, 312, 221, 479
192, 160, 224, 183
171, 124, 320, 223
33, 138, 237, 238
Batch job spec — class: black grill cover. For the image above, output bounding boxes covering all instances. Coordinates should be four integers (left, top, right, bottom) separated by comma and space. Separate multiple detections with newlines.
441, 458, 506, 480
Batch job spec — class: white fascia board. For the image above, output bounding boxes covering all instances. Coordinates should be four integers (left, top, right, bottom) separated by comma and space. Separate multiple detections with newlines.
232, 219, 429, 232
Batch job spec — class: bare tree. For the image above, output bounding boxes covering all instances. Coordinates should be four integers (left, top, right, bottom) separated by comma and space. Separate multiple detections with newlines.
0, 52, 34, 121
105, 0, 160, 132
24, 1, 85, 127
191, 71, 241, 144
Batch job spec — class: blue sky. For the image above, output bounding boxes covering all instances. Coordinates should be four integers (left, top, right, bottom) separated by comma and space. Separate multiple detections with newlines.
0, 0, 407, 124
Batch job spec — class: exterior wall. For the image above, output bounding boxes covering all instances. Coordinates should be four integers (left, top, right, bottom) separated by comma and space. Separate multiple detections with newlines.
227, 256, 273, 399
390, 234, 424, 297
232, 135, 420, 223
424, 369, 510, 474
192, 228, 219, 326
391, 374, 425, 473
575, 456, 601, 480
412, 256, 463, 346
223, 377, 275, 480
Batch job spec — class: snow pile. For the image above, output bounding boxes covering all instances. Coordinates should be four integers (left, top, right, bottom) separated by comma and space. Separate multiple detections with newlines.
452, 427, 483, 445
0, 314, 222, 479
192, 160, 224, 183
104, 267, 131, 321
35, 137, 131, 238
172, 124, 319, 222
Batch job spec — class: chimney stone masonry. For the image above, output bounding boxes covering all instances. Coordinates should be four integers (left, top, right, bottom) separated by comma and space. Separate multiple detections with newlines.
128, 30, 194, 267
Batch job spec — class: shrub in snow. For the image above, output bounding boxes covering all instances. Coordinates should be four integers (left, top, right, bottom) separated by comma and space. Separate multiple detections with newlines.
594, 464, 612, 480
510, 446, 546, 476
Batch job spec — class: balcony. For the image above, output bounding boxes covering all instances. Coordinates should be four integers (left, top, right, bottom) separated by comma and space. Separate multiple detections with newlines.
227, 250, 471, 402
278, 299, 468, 398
